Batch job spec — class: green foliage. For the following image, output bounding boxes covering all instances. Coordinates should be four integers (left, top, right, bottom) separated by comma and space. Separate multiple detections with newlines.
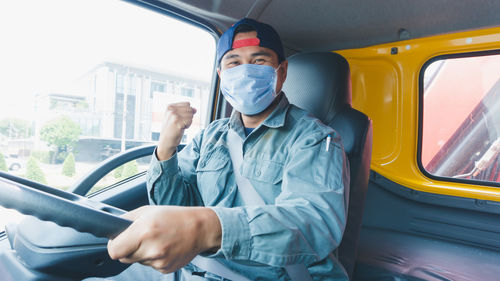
0, 118, 33, 138
25, 156, 47, 184
30, 150, 51, 164
0, 152, 7, 171
113, 165, 124, 179
40, 116, 81, 163
55, 151, 69, 163
40, 116, 81, 149
121, 160, 138, 180
75, 101, 89, 110
62, 153, 76, 177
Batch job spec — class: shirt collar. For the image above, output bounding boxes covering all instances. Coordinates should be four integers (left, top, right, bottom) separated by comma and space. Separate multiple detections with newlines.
228, 93, 290, 131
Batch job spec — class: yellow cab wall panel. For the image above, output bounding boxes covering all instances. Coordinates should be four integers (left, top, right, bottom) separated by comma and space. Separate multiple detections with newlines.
348, 59, 400, 163
337, 27, 500, 202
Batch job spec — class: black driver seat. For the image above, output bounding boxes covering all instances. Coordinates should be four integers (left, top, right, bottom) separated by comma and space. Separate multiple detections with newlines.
282, 51, 373, 279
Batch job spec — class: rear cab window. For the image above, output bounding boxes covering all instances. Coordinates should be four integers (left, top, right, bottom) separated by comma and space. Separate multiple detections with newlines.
420, 51, 500, 185
0, 0, 216, 231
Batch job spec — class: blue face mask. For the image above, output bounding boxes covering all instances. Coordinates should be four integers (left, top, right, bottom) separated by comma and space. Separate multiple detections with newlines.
220, 63, 280, 115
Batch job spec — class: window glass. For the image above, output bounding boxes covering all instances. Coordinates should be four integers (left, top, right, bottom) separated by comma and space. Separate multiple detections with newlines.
421, 53, 500, 184
88, 156, 152, 196
0, 0, 215, 231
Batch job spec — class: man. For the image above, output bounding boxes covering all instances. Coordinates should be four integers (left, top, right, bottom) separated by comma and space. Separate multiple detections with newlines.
108, 18, 349, 280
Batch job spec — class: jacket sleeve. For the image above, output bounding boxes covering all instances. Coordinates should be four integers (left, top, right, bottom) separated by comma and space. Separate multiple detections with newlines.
208, 132, 350, 266
146, 131, 204, 207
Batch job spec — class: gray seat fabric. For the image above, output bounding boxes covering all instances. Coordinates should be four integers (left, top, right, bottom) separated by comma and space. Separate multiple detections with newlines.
282, 51, 373, 279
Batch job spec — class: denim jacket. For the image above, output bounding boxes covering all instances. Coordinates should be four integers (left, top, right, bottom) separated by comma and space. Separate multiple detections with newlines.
147, 95, 349, 280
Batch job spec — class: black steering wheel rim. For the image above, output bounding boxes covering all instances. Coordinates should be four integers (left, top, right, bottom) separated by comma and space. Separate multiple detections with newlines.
0, 172, 132, 239
0, 144, 178, 238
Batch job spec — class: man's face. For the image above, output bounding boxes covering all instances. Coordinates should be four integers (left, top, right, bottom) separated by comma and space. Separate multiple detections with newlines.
218, 31, 288, 94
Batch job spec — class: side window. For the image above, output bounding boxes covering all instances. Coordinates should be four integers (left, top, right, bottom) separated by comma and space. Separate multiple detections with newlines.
421, 52, 500, 185
88, 156, 152, 195
0, 0, 215, 230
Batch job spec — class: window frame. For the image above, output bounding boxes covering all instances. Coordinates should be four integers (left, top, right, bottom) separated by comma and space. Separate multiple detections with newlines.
0, 0, 223, 233
417, 49, 500, 188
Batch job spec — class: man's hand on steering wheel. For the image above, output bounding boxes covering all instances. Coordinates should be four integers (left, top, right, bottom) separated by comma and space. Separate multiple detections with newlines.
107, 205, 222, 274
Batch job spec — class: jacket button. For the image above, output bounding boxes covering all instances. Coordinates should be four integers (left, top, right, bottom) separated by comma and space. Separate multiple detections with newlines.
255, 170, 261, 176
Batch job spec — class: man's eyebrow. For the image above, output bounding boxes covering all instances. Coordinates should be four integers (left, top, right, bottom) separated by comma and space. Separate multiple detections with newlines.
251, 51, 273, 58
222, 53, 240, 60
222, 51, 273, 61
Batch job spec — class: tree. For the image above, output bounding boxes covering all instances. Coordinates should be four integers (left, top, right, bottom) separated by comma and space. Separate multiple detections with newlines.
0, 118, 33, 138
40, 116, 81, 163
0, 152, 7, 171
62, 153, 76, 177
113, 165, 124, 179
25, 156, 47, 184
121, 160, 138, 180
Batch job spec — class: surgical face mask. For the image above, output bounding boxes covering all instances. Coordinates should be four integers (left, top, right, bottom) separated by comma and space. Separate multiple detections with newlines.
220, 63, 280, 115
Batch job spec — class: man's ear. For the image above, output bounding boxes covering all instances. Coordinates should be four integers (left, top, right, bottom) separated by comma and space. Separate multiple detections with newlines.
280, 60, 288, 82
217, 67, 221, 78
276, 60, 288, 94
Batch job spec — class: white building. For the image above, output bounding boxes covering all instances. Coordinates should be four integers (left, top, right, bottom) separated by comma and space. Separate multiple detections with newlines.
75, 62, 210, 142
31, 62, 211, 162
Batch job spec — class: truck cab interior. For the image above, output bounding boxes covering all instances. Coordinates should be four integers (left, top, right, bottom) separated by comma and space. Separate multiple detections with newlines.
1, 0, 500, 280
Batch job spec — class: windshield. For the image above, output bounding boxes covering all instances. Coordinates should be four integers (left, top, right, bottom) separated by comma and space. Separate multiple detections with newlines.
0, 0, 215, 231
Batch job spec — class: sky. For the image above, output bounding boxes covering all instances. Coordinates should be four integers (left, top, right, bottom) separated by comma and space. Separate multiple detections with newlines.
0, 0, 216, 120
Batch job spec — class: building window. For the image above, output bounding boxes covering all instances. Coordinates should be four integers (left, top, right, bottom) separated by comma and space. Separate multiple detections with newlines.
150, 82, 166, 98
151, 132, 160, 141
116, 74, 124, 94
128, 75, 136, 96
181, 87, 194, 97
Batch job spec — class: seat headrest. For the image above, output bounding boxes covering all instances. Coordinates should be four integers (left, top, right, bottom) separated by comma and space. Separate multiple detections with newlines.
282, 52, 352, 124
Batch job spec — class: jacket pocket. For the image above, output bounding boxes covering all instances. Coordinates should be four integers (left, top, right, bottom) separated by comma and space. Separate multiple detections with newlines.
196, 146, 229, 172
241, 159, 283, 184
195, 147, 230, 205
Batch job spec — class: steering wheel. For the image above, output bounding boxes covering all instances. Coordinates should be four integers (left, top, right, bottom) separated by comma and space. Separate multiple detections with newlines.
0, 145, 167, 280
0, 145, 163, 238
0, 174, 132, 239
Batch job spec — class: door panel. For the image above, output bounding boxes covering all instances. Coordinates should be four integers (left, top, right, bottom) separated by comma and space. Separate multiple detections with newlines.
355, 172, 500, 280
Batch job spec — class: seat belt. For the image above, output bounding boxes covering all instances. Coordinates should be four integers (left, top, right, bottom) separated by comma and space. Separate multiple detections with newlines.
226, 129, 267, 207
190, 255, 252, 281
190, 129, 313, 281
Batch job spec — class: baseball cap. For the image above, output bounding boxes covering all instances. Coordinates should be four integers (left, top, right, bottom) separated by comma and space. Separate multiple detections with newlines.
216, 18, 285, 66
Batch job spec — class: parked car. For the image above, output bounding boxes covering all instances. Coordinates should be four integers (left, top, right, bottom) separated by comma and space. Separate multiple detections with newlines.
4, 156, 22, 171
1, 0, 500, 280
